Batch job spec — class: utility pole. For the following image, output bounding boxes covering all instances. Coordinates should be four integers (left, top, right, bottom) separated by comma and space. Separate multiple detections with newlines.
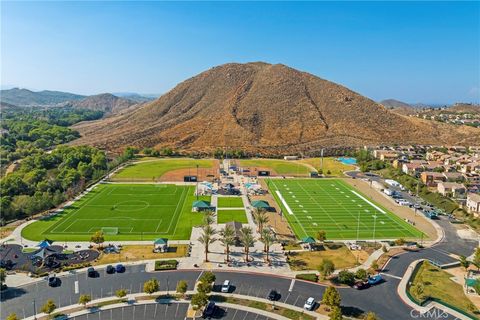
196, 164, 199, 200
320, 148, 324, 174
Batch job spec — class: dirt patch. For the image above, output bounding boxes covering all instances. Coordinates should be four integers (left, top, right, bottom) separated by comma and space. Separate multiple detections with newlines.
159, 160, 220, 182
240, 166, 279, 176
93, 244, 188, 265
343, 177, 437, 240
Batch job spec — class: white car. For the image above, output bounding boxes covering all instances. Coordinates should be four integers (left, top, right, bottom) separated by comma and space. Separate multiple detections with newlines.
303, 297, 315, 310
221, 280, 230, 293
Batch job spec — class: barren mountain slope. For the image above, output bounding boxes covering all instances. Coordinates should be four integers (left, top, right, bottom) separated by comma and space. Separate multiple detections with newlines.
72, 62, 480, 154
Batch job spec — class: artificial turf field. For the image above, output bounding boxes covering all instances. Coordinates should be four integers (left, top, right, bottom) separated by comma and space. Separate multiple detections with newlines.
267, 178, 422, 240
22, 184, 209, 241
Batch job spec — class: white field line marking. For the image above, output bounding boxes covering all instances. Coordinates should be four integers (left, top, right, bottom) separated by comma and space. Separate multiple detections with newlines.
276, 190, 294, 215
351, 190, 386, 214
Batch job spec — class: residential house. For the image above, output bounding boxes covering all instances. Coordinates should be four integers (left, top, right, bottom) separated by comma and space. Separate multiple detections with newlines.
426, 151, 446, 161
464, 173, 480, 185
442, 172, 464, 182
420, 172, 446, 187
402, 162, 424, 176
437, 182, 466, 198
466, 193, 480, 217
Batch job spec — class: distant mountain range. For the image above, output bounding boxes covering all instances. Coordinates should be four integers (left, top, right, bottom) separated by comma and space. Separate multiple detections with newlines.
71, 62, 480, 155
0, 88, 158, 116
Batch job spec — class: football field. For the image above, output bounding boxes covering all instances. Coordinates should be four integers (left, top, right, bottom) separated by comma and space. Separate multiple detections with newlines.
267, 178, 422, 240
22, 184, 207, 241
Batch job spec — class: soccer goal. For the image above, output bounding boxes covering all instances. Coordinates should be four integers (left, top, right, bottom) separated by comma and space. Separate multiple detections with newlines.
102, 227, 119, 235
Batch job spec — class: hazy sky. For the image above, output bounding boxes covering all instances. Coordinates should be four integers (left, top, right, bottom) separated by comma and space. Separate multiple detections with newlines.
1, 1, 479, 104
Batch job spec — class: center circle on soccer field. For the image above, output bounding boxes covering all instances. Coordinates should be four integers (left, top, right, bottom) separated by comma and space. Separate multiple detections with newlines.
114, 200, 150, 212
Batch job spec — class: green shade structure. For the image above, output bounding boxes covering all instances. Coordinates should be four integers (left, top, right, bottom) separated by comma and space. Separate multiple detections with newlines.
301, 236, 316, 244
251, 200, 270, 209
192, 200, 211, 208
153, 238, 168, 245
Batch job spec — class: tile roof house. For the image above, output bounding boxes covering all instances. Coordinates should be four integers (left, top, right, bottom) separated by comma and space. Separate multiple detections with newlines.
437, 182, 466, 198
466, 193, 480, 217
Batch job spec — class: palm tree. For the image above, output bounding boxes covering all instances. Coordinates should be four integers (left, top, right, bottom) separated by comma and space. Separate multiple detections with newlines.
203, 210, 215, 226
253, 208, 269, 235
219, 225, 236, 262
198, 225, 217, 262
239, 226, 255, 263
260, 229, 275, 262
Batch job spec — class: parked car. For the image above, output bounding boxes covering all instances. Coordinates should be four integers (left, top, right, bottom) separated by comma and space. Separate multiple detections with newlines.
267, 289, 280, 301
48, 276, 59, 287
115, 264, 125, 273
367, 274, 383, 285
203, 301, 218, 318
353, 280, 370, 290
87, 267, 96, 278
106, 265, 115, 274
221, 280, 230, 293
303, 297, 315, 310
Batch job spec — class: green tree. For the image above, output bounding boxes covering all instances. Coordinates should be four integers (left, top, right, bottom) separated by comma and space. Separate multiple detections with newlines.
473, 247, 480, 270
191, 292, 208, 310
355, 268, 368, 281
363, 311, 379, 320
197, 281, 212, 294
6, 313, 18, 320
143, 278, 159, 294
90, 230, 105, 246
115, 289, 128, 298
370, 261, 379, 272
78, 294, 91, 307
337, 270, 355, 286
0, 268, 6, 287
219, 225, 236, 262
239, 226, 255, 263
316, 230, 327, 245
318, 259, 335, 279
260, 229, 275, 262
322, 286, 341, 309
252, 208, 269, 234
176, 280, 188, 296
199, 271, 216, 284
198, 225, 217, 262
329, 305, 343, 320
41, 299, 56, 315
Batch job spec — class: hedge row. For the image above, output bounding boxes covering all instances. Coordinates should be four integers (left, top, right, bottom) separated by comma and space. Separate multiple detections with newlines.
155, 260, 179, 271
295, 273, 318, 282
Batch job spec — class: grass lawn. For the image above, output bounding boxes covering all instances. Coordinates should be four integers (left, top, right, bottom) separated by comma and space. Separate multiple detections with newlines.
409, 261, 478, 318
239, 159, 312, 176
112, 158, 213, 181
217, 210, 248, 224
93, 244, 188, 265
287, 243, 358, 271
300, 157, 355, 176
267, 178, 422, 240
217, 197, 244, 208
22, 184, 210, 241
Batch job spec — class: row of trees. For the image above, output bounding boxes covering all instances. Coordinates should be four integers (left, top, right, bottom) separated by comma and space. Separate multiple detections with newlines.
198, 208, 275, 263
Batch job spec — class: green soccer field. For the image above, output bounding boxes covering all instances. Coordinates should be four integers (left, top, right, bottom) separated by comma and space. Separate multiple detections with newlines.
217, 197, 244, 208
22, 184, 209, 241
267, 178, 423, 240
217, 210, 248, 224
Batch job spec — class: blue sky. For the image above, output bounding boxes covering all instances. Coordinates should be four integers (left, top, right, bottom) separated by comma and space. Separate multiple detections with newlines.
1, 1, 479, 104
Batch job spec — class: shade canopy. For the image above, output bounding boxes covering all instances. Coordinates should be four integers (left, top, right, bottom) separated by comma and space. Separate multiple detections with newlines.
192, 200, 211, 208
251, 200, 270, 208
38, 239, 53, 248
301, 236, 316, 244
154, 238, 168, 245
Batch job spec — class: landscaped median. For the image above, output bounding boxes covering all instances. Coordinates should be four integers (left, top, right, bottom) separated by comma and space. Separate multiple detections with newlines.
399, 259, 479, 320
17, 291, 325, 320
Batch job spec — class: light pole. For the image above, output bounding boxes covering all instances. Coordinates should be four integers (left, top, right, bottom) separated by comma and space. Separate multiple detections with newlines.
33, 299, 37, 320
196, 164, 199, 200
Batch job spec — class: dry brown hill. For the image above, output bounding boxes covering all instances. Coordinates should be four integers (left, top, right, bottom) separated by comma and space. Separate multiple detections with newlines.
63, 93, 138, 116
72, 62, 480, 155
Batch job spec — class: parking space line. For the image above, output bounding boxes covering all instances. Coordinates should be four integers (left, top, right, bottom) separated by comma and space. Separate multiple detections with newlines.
288, 279, 295, 292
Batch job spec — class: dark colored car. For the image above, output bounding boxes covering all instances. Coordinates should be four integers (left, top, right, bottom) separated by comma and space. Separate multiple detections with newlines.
115, 264, 125, 273
106, 265, 115, 274
267, 289, 280, 301
353, 281, 370, 290
87, 267, 96, 278
48, 276, 59, 287
203, 301, 217, 318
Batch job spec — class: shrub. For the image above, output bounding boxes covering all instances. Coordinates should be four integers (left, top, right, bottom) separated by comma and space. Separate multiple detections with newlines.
318, 259, 335, 278
295, 273, 318, 282
154, 260, 178, 271
197, 281, 212, 294
355, 268, 368, 281
191, 292, 208, 310
337, 270, 355, 286
41, 299, 56, 314
394, 238, 406, 246
176, 280, 188, 295
115, 289, 128, 298
199, 271, 216, 284
143, 278, 159, 294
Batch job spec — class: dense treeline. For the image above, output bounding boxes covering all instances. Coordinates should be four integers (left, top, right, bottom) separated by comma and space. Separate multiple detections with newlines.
0, 146, 108, 223
0, 107, 104, 167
